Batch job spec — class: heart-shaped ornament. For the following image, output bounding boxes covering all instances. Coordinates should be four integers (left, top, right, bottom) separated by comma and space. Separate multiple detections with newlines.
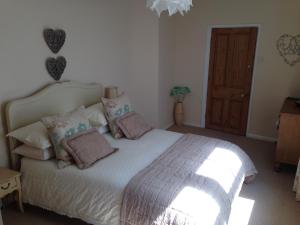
43, 29, 66, 54
46, 56, 67, 81
277, 34, 300, 66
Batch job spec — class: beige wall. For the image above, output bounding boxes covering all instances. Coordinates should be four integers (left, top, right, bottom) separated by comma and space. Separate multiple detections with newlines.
128, 1, 177, 129
158, 15, 176, 128
127, 0, 160, 127
0, 0, 162, 167
1, 0, 298, 166
174, 0, 300, 140
0, 0, 130, 166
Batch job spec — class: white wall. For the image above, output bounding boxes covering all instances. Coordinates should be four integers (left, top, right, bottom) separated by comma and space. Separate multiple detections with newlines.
174, 0, 300, 139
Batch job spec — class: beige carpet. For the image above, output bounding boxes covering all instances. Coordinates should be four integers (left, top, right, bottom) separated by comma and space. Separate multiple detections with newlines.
2, 125, 300, 225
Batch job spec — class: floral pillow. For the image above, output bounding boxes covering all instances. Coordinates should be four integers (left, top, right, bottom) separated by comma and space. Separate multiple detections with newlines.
41, 106, 91, 168
101, 94, 132, 139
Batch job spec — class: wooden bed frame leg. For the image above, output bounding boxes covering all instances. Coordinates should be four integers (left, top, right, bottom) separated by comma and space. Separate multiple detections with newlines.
274, 162, 281, 172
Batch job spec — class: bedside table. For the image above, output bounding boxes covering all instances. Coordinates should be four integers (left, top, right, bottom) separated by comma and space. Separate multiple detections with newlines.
293, 158, 300, 201
0, 167, 23, 212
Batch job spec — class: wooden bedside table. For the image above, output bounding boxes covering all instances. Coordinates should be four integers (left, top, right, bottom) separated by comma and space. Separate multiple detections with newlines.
293, 158, 300, 201
0, 167, 23, 212
0, 209, 3, 225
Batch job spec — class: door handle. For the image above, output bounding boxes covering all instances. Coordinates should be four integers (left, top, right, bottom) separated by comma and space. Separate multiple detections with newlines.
240, 93, 245, 98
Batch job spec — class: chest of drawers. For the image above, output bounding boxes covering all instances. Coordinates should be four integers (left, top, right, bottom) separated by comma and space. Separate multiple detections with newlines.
275, 98, 300, 170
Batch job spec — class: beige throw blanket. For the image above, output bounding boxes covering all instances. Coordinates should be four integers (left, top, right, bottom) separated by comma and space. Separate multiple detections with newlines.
121, 134, 257, 225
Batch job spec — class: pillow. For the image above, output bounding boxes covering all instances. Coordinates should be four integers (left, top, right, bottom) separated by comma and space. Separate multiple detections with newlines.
85, 103, 108, 127
62, 128, 118, 169
116, 112, 152, 139
42, 106, 91, 168
7, 121, 52, 149
97, 125, 109, 134
13, 144, 54, 161
101, 94, 132, 139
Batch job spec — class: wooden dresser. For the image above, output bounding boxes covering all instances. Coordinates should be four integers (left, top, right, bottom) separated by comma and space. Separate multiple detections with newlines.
275, 97, 300, 170
0, 208, 2, 225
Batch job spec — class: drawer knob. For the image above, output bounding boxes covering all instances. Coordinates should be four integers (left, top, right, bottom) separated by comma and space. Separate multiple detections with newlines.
1, 183, 11, 190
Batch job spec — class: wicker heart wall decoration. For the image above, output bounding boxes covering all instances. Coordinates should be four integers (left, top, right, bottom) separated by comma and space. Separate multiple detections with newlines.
277, 34, 300, 66
43, 29, 66, 54
43, 28, 67, 81
46, 56, 67, 81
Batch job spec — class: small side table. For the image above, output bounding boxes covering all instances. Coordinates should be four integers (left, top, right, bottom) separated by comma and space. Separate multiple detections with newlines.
0, 167, 23, 212
0, 209, 3, 225
293, 159, 300, 201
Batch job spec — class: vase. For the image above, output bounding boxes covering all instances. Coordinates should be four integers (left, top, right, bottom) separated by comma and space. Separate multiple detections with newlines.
174, 102, 184, 126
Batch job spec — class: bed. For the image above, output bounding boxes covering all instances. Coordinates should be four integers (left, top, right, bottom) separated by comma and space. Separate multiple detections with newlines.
6, 81, 257, 225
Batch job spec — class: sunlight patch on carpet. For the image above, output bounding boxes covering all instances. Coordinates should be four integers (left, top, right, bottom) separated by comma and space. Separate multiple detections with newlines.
228, 196, 255, 225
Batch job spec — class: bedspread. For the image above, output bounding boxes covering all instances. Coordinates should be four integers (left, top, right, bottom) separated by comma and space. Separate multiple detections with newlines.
21, 130, 183, 225
121, 134, 257, 225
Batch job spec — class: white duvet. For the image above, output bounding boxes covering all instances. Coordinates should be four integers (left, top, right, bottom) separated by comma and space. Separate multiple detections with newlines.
21, 129, 183, 225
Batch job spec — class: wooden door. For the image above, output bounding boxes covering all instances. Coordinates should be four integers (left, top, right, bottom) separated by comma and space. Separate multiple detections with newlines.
205, 27, 258, 135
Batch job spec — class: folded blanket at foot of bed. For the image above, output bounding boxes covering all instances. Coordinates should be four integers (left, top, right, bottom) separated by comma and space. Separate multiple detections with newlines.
121, 134, 257, 225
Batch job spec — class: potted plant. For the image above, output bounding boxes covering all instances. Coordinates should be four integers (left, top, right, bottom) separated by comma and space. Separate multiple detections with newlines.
170, 86, 191, 126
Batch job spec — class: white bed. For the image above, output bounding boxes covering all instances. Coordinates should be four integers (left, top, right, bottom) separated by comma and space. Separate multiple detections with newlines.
21, 129, 182, 225
6, 81, 256, 225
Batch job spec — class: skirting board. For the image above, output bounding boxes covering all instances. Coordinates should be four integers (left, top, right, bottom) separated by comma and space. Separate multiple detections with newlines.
246, 133, 277, 143
182, 122, 277, 143
161, 122, 175, 130
183, 122, 204, 128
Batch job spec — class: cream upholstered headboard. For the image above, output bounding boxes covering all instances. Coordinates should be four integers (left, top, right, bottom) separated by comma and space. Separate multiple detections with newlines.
6, 81, 103, 169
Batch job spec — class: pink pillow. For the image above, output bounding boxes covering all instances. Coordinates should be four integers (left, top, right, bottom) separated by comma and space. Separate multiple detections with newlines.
62, 128, 117, 169
13, 145, 54, 161
116, 112, 152, 140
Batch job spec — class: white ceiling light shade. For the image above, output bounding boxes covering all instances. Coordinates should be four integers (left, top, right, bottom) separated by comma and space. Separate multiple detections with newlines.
147, 0, 193, 16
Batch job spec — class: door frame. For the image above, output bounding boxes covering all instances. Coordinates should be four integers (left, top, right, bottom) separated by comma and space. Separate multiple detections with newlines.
200, 24, 261, 136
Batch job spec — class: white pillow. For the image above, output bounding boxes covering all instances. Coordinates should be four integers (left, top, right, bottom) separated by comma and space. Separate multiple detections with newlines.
13, 145, 54, 161
7, 121, 52, 149
85, 103, 108, 127
97, 125, 109, 134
